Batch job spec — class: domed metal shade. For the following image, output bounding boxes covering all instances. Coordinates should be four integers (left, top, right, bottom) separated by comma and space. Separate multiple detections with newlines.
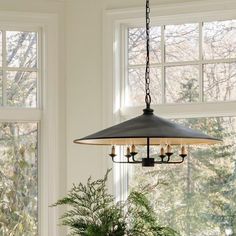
74, 109, 221, 146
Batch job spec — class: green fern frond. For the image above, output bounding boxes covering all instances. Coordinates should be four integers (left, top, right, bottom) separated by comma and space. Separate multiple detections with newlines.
53, 169, 180, 236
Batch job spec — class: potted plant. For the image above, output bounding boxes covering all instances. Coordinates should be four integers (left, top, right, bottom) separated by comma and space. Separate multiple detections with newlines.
53, 170, 180, 236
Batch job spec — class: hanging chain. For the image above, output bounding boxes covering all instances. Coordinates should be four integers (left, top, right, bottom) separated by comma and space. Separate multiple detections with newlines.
145, 0, 151, 109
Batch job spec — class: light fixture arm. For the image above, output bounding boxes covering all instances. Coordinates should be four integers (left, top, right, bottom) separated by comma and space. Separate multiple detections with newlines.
109, 139, 186, 166
111, 156, 185, 165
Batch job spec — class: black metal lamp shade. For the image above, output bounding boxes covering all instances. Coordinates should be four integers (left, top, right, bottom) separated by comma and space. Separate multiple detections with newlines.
74, 109, 221, 146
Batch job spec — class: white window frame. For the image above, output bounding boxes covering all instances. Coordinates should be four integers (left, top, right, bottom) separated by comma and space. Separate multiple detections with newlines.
0, 12, 63, 236
103, 0, 236, 200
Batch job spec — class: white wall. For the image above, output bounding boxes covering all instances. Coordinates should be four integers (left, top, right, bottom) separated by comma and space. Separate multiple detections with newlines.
66, 0, 105, 186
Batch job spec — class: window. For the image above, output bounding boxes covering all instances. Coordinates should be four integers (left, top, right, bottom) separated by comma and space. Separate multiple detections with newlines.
125, 20, 236, 107
119, 18, 236, 236
3, 30, 38, 107
0, 122, 38, 235
0, 29, 40, 235
129, 117, 236, 235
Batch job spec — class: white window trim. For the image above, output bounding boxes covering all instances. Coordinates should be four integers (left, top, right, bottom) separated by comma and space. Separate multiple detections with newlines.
0, 11, 63, 236
103, 0, 236, 199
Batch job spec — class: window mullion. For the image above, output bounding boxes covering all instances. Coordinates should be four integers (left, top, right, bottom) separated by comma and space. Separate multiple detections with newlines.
199, 22, 203, 102
123, 27, 129, 108
0, 67, 38, 72
37, 30, 42, 108
2, 30, 7, 107
127, 58, 236, 69
0, 108, 42, 121
161, 25, 165, 104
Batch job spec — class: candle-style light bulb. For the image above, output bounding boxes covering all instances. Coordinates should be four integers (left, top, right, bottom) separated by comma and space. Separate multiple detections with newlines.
167, 144, 171, 153
111, 145, 116, 155
109, 145, 116, 159
126, 146, 131, 156
181, 146, 187, 155
160, 147, 165, 156
131, 144, 136, 153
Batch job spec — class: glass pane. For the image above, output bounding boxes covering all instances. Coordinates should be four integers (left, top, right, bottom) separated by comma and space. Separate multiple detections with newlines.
204, 63, 236, 102
126, 67, 161, 106
6, 31, 37, 68
129, 116, 236, 236
165, 23, 199, 62
0, 122, 38, 235
203, 20, 236, 59
6, 71, 37, 107
179, 117, 236, 235
165, 65, 199, 103
128, 27, 161, 65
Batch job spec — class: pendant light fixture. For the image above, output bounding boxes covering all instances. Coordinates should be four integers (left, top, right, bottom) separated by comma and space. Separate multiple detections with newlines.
74, 0, 222, 167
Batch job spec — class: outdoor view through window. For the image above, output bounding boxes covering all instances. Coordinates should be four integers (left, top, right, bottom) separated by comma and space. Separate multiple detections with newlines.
126, 20, 236, 235
0, 31, 38, 235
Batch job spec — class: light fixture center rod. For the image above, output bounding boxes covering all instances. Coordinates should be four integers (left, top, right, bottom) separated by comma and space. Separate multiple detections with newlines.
147, 137, 150, 159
